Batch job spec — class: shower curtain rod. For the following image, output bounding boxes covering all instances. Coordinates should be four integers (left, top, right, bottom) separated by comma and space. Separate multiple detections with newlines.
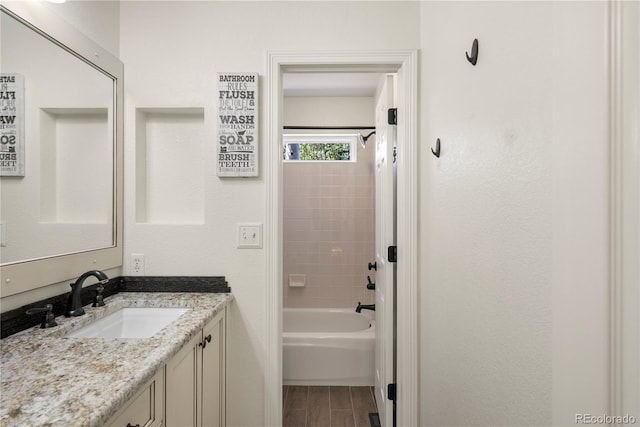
283, 126, 375, 130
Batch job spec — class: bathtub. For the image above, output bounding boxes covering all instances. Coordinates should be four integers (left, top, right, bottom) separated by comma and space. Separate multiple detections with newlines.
283, 308, 375, 386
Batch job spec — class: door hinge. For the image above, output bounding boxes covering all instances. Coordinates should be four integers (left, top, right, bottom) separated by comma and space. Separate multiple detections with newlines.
387, 383, 396, 401
388, 108, 397, 125
387, 246, 397, 263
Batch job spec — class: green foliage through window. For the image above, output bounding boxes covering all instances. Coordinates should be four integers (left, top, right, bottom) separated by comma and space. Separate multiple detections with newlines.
283, 134, 356, 162
299, 143, 350, 160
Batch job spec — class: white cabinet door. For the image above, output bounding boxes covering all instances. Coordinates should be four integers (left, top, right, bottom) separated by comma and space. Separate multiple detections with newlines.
106, 369, 164, 427
167, 307, 226, 427
166, 331, 200, 427
200, 311, 225, 427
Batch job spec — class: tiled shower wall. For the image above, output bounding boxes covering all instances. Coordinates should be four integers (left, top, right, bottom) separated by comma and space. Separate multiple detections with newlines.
283, 143, 375, 309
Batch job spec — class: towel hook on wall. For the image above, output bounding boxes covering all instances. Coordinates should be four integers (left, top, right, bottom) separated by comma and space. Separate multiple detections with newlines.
466, 38, 479, 66
431, 138, 441, 158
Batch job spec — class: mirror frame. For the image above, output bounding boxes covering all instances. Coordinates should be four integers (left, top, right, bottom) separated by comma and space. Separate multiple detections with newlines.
0, 2, 123, 298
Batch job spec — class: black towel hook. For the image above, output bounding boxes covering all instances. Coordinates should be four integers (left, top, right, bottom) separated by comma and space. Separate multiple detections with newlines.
431, 138, 441, 158
466, 38, 479, 66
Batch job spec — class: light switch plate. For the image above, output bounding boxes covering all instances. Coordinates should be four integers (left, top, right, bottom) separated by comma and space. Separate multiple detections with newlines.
238, 223, 262, 249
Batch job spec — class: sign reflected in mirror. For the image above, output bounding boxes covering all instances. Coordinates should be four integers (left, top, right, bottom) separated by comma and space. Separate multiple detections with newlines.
0, 74, 24, 176
0, 7, 116, 265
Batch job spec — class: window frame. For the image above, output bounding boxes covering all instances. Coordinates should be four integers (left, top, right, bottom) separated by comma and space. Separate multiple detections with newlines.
282, 133, 358, 163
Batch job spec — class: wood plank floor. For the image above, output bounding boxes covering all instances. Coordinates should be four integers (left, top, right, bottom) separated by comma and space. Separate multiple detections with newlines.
283, 385, 377, 427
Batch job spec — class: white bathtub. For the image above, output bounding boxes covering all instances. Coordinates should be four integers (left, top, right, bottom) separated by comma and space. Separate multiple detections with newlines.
283, 308, 375, 386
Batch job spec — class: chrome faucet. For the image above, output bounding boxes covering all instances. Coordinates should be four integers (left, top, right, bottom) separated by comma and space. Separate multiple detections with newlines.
355, 302, 375, 313
65, 270, 109, 317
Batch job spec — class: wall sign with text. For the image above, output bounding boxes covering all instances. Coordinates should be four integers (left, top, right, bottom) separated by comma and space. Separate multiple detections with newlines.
217, 72, 258, 177
0, 74, 24, 176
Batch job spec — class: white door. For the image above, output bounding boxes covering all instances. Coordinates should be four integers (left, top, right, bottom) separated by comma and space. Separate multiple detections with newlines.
374, 74, 396, 427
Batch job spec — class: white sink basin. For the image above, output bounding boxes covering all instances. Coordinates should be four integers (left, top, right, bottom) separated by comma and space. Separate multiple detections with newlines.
68, 307, 189, 339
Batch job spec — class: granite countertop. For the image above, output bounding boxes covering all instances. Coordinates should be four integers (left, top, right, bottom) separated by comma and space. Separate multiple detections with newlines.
0, 292, 233, 427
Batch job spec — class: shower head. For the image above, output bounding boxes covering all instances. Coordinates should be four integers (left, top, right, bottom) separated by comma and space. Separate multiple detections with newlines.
358, 131, 376, 148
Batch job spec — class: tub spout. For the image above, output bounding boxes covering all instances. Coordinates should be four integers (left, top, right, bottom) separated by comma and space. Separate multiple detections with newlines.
355, 302, 375, 313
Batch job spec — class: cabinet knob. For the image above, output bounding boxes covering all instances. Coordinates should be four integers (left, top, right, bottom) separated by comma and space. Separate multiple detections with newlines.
205, 334, 212, 343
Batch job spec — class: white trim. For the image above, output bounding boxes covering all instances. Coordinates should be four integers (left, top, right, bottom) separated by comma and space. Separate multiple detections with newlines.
394, 49, 419, 427
609, 0, 640, 421
265, 50, 419, 427
265, 51, 284, 427
607, 0, 623, 416
617, 0, 640, 420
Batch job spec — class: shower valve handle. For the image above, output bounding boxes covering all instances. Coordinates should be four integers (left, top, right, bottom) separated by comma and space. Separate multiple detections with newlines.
366, 276, 376, 290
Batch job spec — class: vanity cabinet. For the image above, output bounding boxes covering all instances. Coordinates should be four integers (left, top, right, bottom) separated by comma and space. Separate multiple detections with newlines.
106, 368, 165, 427
166, 308, 226, 427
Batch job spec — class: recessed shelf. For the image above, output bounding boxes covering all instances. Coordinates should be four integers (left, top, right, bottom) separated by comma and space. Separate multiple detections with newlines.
135, 108, 205, 224
39, 108, 112, 223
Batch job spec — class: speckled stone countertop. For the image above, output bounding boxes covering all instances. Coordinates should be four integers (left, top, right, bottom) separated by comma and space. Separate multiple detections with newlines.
0, 292, 233, 427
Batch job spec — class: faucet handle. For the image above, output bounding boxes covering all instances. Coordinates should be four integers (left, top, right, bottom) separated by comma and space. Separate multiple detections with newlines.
26, 304, 58, 328
366, 276, 376, 290
92, 284, 105, 307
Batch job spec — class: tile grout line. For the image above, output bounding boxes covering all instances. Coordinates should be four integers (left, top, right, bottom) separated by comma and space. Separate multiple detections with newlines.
305, 386, 310, 427
349, 386, 357, 427
369, 386, 375, 411
329, 386, 333, 427
283, 385, 288, 409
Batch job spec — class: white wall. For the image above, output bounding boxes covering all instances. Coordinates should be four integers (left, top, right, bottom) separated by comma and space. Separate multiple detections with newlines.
42, 0, 120, 58
549, 4, 611, 423
420, 3, 552, 423
119, 3, 419, 426
419, 2, 621, 426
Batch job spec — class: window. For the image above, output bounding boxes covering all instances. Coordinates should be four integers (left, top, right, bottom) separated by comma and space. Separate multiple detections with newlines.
282, 134, 357, 162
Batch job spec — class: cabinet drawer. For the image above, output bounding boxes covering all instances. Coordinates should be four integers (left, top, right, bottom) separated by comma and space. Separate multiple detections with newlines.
107, 370, 164, 427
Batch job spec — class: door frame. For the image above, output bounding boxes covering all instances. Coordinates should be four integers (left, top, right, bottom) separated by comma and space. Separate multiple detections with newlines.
264, 50, 419, 426
612, 0, 640, 417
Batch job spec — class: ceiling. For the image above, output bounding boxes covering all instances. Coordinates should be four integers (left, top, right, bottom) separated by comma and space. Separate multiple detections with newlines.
282, 72, 382, 97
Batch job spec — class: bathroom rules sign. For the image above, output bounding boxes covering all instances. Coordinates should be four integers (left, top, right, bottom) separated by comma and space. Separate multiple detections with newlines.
217, 72, 258, 177
0, 74, 24, 176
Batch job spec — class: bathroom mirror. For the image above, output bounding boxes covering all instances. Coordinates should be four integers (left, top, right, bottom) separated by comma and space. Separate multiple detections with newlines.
0, 3, 123, 297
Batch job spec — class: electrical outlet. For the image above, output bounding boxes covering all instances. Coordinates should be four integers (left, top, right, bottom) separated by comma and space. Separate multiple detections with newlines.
238, 223, 262, 249
131, 253, 145, 276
